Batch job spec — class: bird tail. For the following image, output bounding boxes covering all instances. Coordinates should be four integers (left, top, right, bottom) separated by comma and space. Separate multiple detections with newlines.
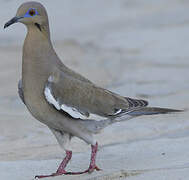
127, 107, 183, 116
81, 107, 184, 134
111, 107, 184, 123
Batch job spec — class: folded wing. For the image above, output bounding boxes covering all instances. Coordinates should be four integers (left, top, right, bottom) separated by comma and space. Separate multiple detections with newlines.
44, 71, 148, 120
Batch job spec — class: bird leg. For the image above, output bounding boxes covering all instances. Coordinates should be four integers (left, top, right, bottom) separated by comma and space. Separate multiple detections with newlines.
35, 150, 72, 178
85, 142, 101, 173
56, 150, 72, 174
63, 142, 101, 175
35, 143, 101, 179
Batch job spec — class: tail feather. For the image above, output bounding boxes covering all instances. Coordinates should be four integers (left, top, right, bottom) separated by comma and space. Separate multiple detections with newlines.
82, 107, 184, 134
125, 97, 148, 108
127, 107, 183, 116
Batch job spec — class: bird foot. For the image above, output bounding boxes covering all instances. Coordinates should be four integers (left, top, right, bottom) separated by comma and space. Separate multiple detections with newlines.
35, 143, 100, 178
65, 165, 101, 175
35, 171, 66, 179
35, 165, 101, 179
86, 164, 102, 173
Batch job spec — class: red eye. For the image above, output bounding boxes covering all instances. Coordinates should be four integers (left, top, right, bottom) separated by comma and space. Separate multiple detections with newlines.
29, 9, 36, 16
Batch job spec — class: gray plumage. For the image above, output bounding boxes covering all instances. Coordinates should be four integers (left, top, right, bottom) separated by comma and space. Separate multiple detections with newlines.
7, 1, 181, 146
4, 1, 183, 177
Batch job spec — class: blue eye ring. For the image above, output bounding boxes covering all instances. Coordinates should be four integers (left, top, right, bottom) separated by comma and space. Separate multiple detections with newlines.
24, 8, 39, 18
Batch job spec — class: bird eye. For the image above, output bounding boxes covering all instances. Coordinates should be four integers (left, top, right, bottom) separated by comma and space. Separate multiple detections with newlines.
29, 9, 36, 16
24, 8, 38, 18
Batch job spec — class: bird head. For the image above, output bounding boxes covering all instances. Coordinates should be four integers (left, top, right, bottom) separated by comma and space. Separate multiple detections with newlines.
4, 1, 49, 32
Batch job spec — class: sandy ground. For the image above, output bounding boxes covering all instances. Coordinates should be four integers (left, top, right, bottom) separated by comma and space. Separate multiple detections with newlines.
0, 0, 189, 179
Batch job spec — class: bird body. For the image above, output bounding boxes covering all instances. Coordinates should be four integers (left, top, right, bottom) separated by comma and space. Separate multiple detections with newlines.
4, 1, 183, 178
21, 22, 97, 141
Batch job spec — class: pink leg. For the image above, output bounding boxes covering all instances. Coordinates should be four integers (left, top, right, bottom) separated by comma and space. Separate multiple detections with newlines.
56, 151, 72, 174
64, 142, 101, 175
35, 150, 72, 178
86, 142, 101, 173
35, 142, 101, 179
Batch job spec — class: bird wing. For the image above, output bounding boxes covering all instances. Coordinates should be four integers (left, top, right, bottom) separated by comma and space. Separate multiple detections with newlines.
18, 79, 25, 104
44, 71, 148, 120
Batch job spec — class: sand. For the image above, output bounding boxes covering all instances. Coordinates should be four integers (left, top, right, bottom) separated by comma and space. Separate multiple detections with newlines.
0, 0, 189, 179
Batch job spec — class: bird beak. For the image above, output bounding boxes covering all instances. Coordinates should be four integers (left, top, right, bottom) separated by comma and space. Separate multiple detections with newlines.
4, 16, 23, 29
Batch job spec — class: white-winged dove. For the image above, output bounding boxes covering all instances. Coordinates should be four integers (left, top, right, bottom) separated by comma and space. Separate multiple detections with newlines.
4, 1, 182, 178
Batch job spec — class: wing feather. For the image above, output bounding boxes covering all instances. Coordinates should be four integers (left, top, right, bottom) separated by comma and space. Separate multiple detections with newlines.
18, 79, 25, 104
44, 71, 148, 120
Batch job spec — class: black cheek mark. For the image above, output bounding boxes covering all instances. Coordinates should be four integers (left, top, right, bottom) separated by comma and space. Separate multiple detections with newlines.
35, 23, 42, 31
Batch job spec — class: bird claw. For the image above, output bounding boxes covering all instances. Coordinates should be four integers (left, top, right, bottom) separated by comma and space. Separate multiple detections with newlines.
94, 165, 102, 171
35, 171, 66, 179
35, 175, 51, 179
87, 165, 102, 173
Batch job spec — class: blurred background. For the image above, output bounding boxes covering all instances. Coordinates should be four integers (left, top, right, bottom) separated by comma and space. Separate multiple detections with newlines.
0, 0, 189, 180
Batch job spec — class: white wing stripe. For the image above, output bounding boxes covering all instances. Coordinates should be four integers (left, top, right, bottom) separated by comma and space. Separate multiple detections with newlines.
44, 86, 107, 120
60, 104, 86, 119
114, 109, 122, 115
45, 86, 87, 119
44, 87, 61, 110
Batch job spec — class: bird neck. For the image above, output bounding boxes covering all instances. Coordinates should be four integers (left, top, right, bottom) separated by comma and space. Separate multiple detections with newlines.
23, 24, 67, 70
22, 25, 55, 81
22, 25, 66, 82
23, 24, 56, 63
25, 24, 51, 45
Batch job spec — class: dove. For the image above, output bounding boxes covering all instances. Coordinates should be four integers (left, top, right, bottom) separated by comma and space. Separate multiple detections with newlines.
4, 1, 182, 178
